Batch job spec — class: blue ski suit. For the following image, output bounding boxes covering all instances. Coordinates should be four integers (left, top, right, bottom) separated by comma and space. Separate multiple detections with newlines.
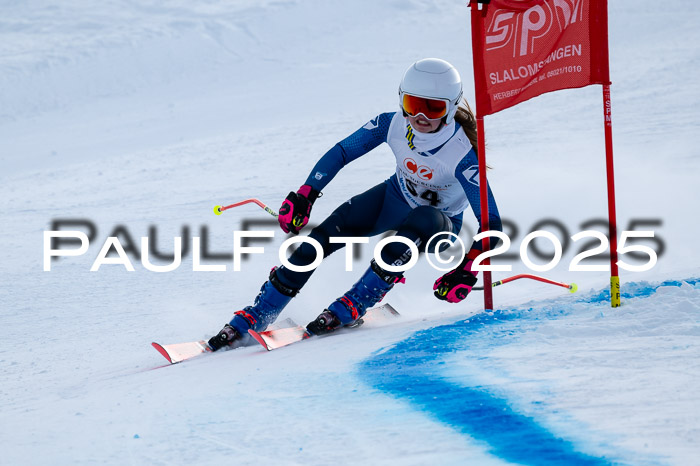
275, 111, 502, 291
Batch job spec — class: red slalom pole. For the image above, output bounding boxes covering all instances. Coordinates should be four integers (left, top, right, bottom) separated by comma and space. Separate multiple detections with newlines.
213, 198, 278, 217
473, 274, 577, 293
603, 85, 621, 307
471, 0, 493, 311
475, 117, 493, 310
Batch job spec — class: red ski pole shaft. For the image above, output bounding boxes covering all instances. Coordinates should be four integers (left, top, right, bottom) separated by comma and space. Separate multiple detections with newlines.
473, 274, 577, 293
213, 199, 279, 218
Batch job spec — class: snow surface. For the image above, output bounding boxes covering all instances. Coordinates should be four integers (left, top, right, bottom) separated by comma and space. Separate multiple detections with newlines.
1, 0, 699, 464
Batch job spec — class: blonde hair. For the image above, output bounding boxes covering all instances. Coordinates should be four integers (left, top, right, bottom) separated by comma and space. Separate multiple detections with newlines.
453, 99, 479, 153
453, 99, 491, 168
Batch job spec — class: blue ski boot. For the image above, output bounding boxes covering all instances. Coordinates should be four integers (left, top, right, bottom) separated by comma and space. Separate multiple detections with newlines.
306, 260, 404, 335
208, 267, 298, 351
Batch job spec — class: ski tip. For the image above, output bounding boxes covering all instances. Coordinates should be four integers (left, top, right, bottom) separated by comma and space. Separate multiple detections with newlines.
248, 329, 271, 351
151, 342, 175, 364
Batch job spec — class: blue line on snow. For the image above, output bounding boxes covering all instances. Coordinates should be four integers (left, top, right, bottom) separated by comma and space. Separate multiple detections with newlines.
585, 278, 699, 303
358, 278, 698, 465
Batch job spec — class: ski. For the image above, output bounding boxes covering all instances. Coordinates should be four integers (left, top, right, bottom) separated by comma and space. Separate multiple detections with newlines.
248, 303, 400, 351
151, 340, 211, 364
152, 304, 400, 362
152, 317, 298, 364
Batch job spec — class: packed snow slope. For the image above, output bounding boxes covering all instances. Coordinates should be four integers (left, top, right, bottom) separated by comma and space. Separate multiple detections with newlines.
1, 1, 699, 465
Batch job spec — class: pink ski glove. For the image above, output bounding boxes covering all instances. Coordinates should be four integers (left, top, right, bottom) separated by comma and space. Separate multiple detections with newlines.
433, 249, 480, 303
278, 185, 320, 234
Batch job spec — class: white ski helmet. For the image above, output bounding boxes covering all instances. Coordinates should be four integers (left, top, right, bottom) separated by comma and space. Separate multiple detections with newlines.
399, 58, 463, 124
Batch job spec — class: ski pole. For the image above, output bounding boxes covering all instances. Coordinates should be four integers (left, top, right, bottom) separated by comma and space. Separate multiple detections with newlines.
472, 274, 577, 293
213, 199, 279, 218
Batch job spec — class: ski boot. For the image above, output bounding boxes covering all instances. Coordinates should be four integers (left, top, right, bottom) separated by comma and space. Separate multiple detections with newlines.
207, 324, 242, 351
208, 267, 299, 351
306, 260, 403, 335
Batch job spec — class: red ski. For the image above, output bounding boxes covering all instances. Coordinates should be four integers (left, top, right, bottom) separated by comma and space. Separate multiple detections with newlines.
152, 318, 298, 364
249, 303, 400, 351
151, 340, 211, 364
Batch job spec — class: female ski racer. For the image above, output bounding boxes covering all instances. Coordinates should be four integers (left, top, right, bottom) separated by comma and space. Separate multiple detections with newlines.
208, 58, 502, 350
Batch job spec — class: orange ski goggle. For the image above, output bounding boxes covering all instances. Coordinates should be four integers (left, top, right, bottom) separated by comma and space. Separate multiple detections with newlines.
401, 94, 448, 120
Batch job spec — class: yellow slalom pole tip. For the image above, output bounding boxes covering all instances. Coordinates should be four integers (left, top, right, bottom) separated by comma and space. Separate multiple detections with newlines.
214, 205, 223, 216
569, 283, 578, 293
